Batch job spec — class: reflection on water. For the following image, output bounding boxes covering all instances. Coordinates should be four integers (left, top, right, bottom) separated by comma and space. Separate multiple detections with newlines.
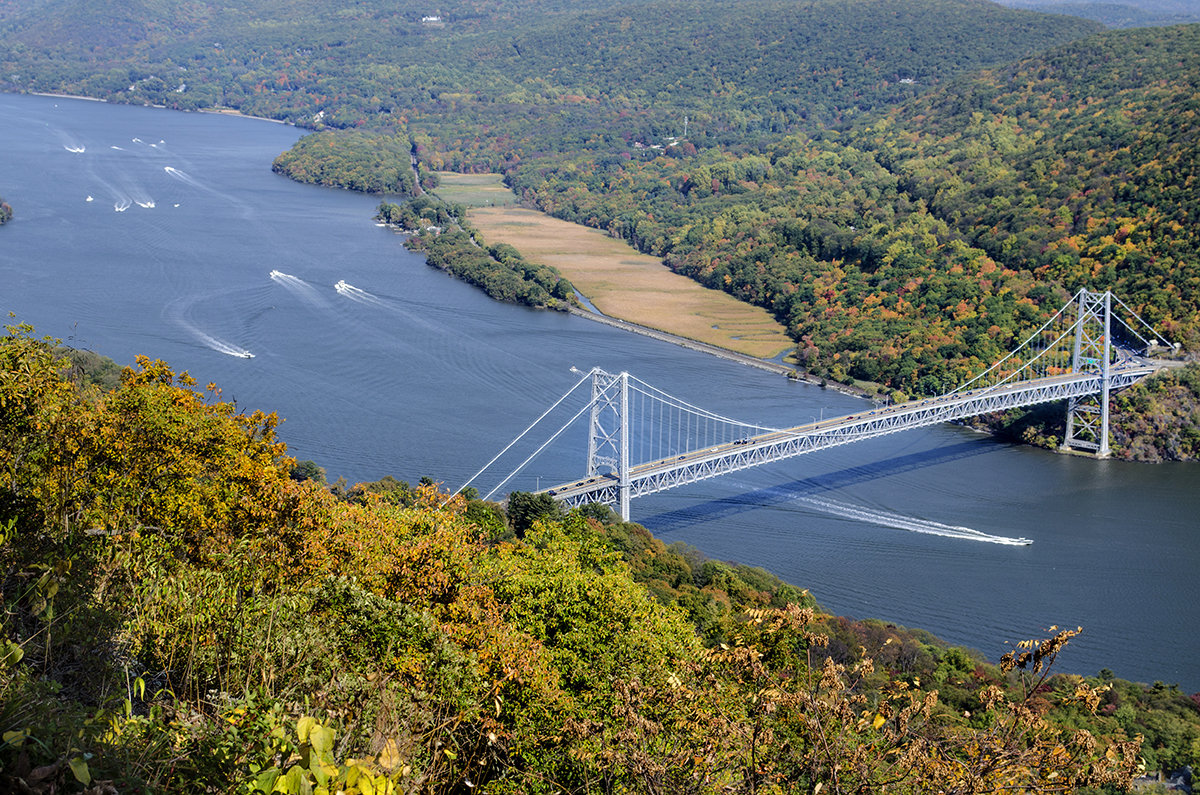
2, 93, 1198, 689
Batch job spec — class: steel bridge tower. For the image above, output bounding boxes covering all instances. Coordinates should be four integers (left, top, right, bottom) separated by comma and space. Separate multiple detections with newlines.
585, 369, 631, 520
1062, 290, 1113, 456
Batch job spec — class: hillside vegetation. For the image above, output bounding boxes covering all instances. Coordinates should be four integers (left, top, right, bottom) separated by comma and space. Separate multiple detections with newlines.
856, 24, 1200, 348
6, 3, 1195, 399
502, 25, 1200, 395
0, 0, 1101, 139
7, 324, 1197, 793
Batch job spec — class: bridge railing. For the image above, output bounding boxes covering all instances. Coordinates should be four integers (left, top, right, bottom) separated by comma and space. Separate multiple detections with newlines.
546, 364, 1156, 515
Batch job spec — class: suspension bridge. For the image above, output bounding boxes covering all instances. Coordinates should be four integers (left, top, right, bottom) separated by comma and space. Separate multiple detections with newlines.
462, 290, 1177, 521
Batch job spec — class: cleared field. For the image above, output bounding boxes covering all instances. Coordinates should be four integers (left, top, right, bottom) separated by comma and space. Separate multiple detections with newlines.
468, 203, 794, 360
432, 172, 517, 207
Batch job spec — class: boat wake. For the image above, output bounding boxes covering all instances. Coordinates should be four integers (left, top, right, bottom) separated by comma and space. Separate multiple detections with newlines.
334, 280, 384, 306
166, 302, 255, 359
114, 200, 130, 212
63, 144, 86, 153
164, 165, 246, 214
270, 270, 326, 307
797, 495, 1032, 545
163, 165, 200, 187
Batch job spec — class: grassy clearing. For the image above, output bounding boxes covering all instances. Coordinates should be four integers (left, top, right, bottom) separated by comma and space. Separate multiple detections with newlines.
459, 185, 792, 359
432, 172, 518, 207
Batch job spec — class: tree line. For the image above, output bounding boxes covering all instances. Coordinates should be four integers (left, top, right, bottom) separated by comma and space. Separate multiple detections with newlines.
379, 197, 577, 310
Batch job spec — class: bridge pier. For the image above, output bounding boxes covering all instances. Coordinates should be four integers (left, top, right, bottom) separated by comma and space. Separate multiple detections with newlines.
585, 369, 632, 521
1062, 290, 1112, 457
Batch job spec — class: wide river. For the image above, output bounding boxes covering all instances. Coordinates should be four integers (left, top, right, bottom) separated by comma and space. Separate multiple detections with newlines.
3, 94, 1197, 689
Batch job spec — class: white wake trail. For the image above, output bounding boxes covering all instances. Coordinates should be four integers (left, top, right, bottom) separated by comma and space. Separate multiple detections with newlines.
270, 270, 327, 307
163, 166, 201, 187
166, 303, 255, 359
798, 495, 1032, 545
164, 165, 248, 215
334, 280, 384, 306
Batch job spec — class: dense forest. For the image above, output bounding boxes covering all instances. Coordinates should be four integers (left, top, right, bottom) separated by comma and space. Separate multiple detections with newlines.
272, 131, 418, 194
0, 0, 1101, 138
502, 24, 1200, 395
0, 0, 1156, 394
5, 326, 1198, 793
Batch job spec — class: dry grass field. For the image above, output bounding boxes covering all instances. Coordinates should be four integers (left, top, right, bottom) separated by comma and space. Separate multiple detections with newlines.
432, 172, 518, 207
449, 175, 793, 360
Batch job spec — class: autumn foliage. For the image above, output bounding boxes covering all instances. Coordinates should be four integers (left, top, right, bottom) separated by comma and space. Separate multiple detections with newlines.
0, 325, 1156, 793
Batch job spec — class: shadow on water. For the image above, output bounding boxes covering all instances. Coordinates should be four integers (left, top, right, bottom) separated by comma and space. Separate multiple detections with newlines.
640, 438, 1003, 533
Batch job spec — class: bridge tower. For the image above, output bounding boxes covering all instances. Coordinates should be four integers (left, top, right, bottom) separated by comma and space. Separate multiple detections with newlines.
1063, 290, 1113, 456
585, 369, 631, 520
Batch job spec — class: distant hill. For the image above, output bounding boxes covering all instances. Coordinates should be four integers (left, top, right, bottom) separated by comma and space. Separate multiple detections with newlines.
993, 0, 1200, 27
0, 0, 1102, 141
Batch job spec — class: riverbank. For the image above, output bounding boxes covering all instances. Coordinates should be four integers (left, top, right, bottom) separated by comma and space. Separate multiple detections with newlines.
434, 173, 795, 361
29, 91, 292, 126
198, 106, 291, 124
566, 306, 795, 377
29, 90, 106, 102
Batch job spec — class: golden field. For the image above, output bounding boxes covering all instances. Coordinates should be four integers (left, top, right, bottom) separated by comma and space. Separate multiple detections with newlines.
438, 174, 793, 360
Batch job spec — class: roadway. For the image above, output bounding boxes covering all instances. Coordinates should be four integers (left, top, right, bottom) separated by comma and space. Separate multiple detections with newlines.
544, 357, 1163, 510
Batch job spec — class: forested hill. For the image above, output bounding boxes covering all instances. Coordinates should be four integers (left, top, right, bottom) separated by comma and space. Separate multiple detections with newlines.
851, 23, 1200, 346
0, 0, 1101, 141
495, 23, 1199, 395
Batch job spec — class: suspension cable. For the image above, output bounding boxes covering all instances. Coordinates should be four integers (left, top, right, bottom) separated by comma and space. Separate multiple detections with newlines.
483, 396, 599, 502
444, 368, 594, 506
951, 290, 1081, 394
628, 378, 778, 431
1111, 293, 1170, 346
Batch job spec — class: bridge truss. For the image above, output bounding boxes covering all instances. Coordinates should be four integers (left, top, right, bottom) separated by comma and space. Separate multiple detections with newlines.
460, 290, 1172, 520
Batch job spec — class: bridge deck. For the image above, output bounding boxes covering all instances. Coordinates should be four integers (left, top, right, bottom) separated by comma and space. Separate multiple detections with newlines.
545, 364, 1157, 510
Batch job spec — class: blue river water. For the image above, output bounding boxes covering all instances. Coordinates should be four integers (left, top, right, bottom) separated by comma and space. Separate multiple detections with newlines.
2, 93, 1197, 689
